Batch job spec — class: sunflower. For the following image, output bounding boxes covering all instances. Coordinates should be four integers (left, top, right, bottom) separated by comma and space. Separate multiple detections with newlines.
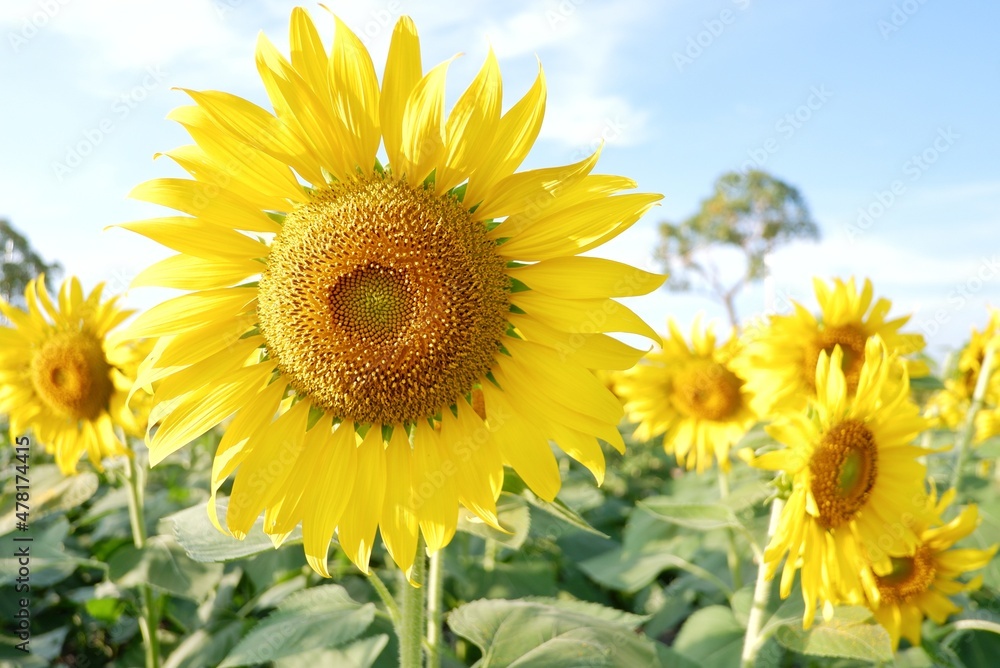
737, 277, 925, 416
0, 276, 148, 473
864, 485, 998, 649
120, 9, 663, 577
616, 318, 756, 473
751, 337, 931, 626
926, 309, 1000, 442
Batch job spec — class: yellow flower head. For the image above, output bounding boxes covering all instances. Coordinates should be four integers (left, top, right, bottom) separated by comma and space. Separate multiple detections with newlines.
926, 309, 1000, 440
616, 317, 756, 473
121, 8, 663, 577
866, 486, 998, 649
737, 277, 925, 416
0, 276, 149, 473
751, 336, 931, 627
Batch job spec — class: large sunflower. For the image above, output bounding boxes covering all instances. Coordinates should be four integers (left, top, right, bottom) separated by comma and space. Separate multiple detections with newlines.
751, 337, 930, 626
121, 9, 663, 576
864, 486, 997, 649
0, 276, 148, 473
616, 318, 756, 473
737, 277, 925, 416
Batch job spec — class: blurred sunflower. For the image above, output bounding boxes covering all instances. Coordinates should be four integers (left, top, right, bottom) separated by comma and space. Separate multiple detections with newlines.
0, 276, 149, 473
121, 9, 663, 577
865, 486, 997, 649
736, 277, 925, 416
751, 337, 930, 626
926, 309, 1000, 442
616, 318, 756, 473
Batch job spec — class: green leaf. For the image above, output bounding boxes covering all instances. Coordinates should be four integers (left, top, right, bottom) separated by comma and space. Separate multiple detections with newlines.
164, 620, 248, 668
0, 465, 98, 535
108, 535, 225, 602
639, 498, 741, 531
947, 625, 1000, 667
274, 635, 390, 668
168, 499, 304, 563
457, 492, 530, 549
672, 605, 746, 668
84, 598, 125, 623
774, 609, 893, 663
219, 585, 376, 668
448, 598, 660, 668
910, 375, 945, 391
579, 538, 731, 596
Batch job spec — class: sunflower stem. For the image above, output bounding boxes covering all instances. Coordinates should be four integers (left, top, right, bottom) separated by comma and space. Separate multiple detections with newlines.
718, 470, 743, 591
400, 537, 427, 668
950, 342, 997, 495
368, 570, 400, 627
740, 496, 784, 668
426, 546, 444, 668
124, 451, 161, 668
482, 537, 498, 572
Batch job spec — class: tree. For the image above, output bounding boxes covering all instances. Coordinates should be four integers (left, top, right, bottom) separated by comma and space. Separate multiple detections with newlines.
655, 169, 819, 328
1, 218, 61, 305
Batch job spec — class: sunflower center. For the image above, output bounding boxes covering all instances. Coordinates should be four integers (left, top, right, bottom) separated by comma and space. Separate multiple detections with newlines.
30, 331, 114, 420
671, 361, 743, 421
805, 325, 867, 392
257, 176, 510, 425
875, 545, 937, 605
809, 418, 878, 529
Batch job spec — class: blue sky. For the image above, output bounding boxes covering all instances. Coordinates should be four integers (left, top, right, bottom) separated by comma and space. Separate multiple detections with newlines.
1, 0, 997, 362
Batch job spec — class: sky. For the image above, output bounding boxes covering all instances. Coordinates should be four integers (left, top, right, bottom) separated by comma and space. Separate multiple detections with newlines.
1, 0, 998, 363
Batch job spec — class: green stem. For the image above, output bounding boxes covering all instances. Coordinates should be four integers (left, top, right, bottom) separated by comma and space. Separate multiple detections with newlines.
482, 537, 498, 572
426, 547, 444, 668
124, 452, 161, 668
740, 496, 784, 668
950, 343, 997, 495
399, 536, 427, 668
718, 470, 742, 590
369, 570, 400, 628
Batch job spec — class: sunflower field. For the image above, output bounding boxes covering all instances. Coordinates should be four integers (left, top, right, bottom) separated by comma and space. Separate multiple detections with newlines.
2, 6, 1000, 668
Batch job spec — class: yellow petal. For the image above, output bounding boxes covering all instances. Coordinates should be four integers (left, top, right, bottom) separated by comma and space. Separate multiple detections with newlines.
114, 217, 268, 262
129, 178, 278, 233
126, 288, 256, 339
181, 88, 325, 185
509, 257, 664, 299
498, 192, 662, 261
464, 65, 546, 208
509, 313, 648, 370
436, 48, 501, 194
331, 16, 380, 171
148, 363, 276, 465
381, 16, 422, 176
511, 290, 659, 343
480, 382, 561, 501
380, 426, 419, 574
338, 425, 387, 573
473, 149, 598, 221
132, 254, 262, 290
412, 421, 459, 553
303, 422, 359, 577
400, 58, 451, 185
